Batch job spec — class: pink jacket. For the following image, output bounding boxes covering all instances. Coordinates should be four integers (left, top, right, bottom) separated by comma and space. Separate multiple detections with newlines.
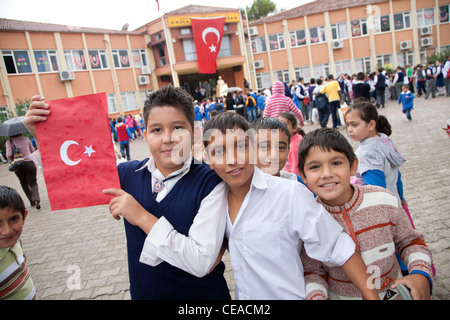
283, 133, 302, 175
263, 81, 304, 123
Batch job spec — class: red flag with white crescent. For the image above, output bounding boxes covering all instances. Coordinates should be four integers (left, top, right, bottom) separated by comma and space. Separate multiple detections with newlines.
190, 16, 226, 74
35, 93, 120, 211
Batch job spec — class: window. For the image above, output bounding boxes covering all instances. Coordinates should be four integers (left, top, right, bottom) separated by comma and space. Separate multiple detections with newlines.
377, 54, 393, 69
289, 29, 306, 47
120, 91, 139, 111
65, 50, 87, 71
182, 39, 197, 61
34, 50, 59, 73
139, 89, 153, 109
331, 23, 348, 40
393, 12, 411, 30
88, 50, 108, 70
351, 19, 368, 37
373, 15, 390, 33
335, 60, 352, 76
180, 28, 191, 35
156, 43, 166, 66
309, 26, 326, 44
251, 36, 267, 53
112, 49, 130, 68
2, 50, 33, 74
256, 72, 272, 90
131, 49, 148, 68
107, 93, 118, 114
355, 57, 371, 73
397, 51, 414, 67
274, 69, 290, 83
268, 33, 285, 50
217, 36, 232, 57
440, 5, 449, 24
417, 8, 435, 27
313, 63, 329, 79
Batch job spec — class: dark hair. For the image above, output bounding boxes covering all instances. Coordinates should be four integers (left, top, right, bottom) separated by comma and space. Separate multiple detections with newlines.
277, 112, 305, 137
346, 99, 392, 136
298, 128, 355, 176
356, 72, 365, 81
250, 117, 291, 143
202, 112, 250, 148
0, 186, 26, 217
143, 85, 194, 130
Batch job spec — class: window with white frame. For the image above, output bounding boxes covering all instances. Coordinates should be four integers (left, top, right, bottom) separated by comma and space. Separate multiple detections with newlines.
351, 19, 368, 37
182, 39, 197, 61
313, 63, 329, 79
289, 29, 307, 47
107, 93, 118, 114
355, 57, 371, 73
120, 91, 139, 111
88, 50, 108, 70
251, 36, 267, 53
112, 49, 130, 68
274, 69, 290, 83
335, 60, 352, 76
34, 50, 59, 73
393, 12, 411, 30
397, 51, 414, 68
268, 33, 285, 50
131, 49, 148, 68
439, 4, 449, 24
139, 89, 153, 110
417, 8, 435, 27
256, 72, 272, 90
377, 54, 393, 69
331, 22, 348, 40
65, 50, 87, 71
309, 26, 326, 44
217, 36, 232, 57
373, 15, 391, 33
294, 66, 312, 82
2, 50, 33, 74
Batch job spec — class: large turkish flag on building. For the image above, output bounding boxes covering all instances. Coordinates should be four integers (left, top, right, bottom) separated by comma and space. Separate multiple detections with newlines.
191, 16, 226, 74
35, 93, 120, 211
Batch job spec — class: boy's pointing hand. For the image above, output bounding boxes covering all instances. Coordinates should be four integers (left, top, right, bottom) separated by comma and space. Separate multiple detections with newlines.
103, 188, 157, 234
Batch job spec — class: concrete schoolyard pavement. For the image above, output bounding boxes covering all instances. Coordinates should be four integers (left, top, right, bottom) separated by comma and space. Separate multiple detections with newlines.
0, 95, 449, 299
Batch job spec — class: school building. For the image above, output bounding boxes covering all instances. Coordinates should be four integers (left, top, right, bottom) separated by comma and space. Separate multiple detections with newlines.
247, 0, 450, 89
1, 0, 449, 117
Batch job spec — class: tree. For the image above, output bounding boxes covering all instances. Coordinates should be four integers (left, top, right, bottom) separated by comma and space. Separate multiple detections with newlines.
242, 0, 277, 22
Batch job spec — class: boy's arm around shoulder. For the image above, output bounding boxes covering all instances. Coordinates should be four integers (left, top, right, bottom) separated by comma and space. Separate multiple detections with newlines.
139, 181, 228, 277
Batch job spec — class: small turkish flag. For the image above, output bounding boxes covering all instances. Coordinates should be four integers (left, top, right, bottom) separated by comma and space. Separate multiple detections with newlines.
191, 16, 226, 74
36, 93, 120, 211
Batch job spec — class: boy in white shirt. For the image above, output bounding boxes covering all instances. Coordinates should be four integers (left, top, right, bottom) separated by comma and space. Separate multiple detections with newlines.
202, 112, 379, 300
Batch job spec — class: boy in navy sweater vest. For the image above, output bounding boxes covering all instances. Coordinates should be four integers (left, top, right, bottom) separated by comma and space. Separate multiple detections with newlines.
25, 87, 230, 300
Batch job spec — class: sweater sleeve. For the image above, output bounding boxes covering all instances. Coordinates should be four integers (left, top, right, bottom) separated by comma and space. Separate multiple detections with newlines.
300, 245, 329, 300
287, 98, 304, 123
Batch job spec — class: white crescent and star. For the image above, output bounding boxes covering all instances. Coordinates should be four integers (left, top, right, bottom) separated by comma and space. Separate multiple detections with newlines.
202, 27, 220, 53
60, 140, 95, 166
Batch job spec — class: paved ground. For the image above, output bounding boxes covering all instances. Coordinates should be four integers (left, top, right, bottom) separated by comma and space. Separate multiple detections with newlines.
1, 94, 449, 300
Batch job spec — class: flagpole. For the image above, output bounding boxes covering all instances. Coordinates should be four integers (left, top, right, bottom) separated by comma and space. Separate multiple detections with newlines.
158, 1, 177, 87
244, 7, 257, 91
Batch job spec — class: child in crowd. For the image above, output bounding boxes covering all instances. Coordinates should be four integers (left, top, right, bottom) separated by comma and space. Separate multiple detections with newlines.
250, 117, 299, 181
277, 112, 305, 176
0, 185, 36, 300
398, 84, 414, 121
115, 116, 132, 161
202, 112, 379, 300
25, 88, 231, 300
297, 128, 433, 300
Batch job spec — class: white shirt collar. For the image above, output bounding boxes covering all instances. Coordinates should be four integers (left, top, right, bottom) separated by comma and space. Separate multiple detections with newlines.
136, 155, 193, 180
250, 166, 268, 190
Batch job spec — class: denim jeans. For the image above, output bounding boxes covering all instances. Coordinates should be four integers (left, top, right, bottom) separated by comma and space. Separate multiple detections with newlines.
329, 100, 340, 128
404, 108, 412, 120
247, 107, 257, 122
120, 141, 130, 161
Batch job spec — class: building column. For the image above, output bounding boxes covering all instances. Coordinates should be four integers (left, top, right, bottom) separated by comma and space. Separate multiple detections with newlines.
104, 34, 124, 114
346, 8, 356, 74
81, 33, 97, 94
25, 32, 44, 98
282, 19, 295, 82
54, 32, 74, 98
263, 23, 274, 84
324, 12, 336, 77
366, 4, 378, 71
389, 0, 398, 67
126, 35, 143, 112
304, 16, 315, 78
145, 34, 159, 91
410, 0, 421, 65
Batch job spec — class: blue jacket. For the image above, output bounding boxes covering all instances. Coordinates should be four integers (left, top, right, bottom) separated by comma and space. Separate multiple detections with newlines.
398, 91, 414, 111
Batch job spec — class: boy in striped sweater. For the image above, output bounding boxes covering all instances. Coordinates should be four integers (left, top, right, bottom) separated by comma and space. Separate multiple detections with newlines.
298, 128, 433, 300
0, 186, 35, 300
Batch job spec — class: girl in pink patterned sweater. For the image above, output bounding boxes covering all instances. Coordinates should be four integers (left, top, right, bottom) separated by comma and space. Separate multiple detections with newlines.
297, 128, 433, 300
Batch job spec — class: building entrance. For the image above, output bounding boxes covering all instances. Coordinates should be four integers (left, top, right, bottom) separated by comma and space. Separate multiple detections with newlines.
179, 72, 218, 100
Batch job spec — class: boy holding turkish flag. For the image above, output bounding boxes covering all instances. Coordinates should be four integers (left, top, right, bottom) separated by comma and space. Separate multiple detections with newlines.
25, 87, 230, 300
